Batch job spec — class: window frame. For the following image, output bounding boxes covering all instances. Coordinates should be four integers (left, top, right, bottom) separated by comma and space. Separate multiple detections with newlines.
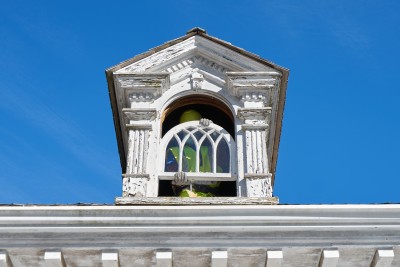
159, 121, 237, 182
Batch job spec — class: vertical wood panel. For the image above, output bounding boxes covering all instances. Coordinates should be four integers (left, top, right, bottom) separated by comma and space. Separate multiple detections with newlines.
138, 129, 144, 173
245, 130, 252, 173
142, 129, 149, 173
251, 130, 257, 173
261, 130, 268, 172
256, 130, 263, 173
126, 130, 135, 173
133, 129, 139, 173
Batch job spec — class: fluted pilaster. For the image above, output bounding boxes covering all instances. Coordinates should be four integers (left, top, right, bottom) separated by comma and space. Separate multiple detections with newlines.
123, 123, 152, 197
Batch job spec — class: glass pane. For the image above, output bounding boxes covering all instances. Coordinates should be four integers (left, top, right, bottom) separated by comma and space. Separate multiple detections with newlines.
217, 138, 230, 173
177, 130, 186, 141
210, 131, 219, 141
182, 136, 197, 172
199, 138, 213, 173
194, 130, 204, 141
165, 137, 179, 172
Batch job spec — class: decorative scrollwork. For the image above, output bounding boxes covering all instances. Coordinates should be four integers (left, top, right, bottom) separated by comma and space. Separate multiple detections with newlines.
123, 108, 157, 121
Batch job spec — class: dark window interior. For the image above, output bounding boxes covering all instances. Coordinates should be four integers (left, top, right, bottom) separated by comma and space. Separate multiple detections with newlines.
162, 104, 235, 139
159, 100, 237, 197
158, 179, 236, 197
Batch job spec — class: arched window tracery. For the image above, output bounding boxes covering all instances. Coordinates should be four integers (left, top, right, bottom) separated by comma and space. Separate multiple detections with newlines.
160, 121, 236, 181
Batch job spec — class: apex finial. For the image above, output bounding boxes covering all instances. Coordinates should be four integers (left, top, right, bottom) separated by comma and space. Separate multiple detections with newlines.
186, 27, 207, 35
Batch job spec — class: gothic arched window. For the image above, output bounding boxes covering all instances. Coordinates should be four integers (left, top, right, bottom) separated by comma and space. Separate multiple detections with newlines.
159, 121, 237, 182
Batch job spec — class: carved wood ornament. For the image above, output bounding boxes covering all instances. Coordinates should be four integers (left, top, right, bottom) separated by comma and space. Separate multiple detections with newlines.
106, 29, 289, 203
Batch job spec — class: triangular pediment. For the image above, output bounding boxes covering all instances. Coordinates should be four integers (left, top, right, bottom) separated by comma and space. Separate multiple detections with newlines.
115, 36, 280, 75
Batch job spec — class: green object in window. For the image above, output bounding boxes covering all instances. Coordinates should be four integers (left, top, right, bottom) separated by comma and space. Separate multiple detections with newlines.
199, 143, 212, 172
168, 145, 212, 173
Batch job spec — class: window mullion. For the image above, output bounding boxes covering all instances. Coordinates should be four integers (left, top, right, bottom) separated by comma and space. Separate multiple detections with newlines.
197, 133, 208, 173
192, 133, 200, 172
229, 139, 234, 173
215, 135, 225, 173
212, 136, 217, 173
178, 139, 183, 172
196, 148, 200, 172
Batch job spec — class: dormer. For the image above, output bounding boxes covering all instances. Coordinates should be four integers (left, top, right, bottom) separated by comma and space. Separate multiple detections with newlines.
105, 28, 289, 204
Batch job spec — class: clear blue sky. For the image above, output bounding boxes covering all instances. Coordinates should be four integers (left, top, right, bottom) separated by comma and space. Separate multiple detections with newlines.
1, 1, 399, 204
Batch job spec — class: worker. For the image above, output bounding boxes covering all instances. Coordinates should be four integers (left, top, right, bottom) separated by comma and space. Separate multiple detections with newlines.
165, 109, 221, 197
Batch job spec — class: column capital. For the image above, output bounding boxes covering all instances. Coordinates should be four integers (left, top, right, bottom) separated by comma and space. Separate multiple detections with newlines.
226, 72, 280, 103
122, 108, 157, 121
242, 124, 269, 130
125, 123, 153, 130
115, 73, 170, 102
238, 107, 272, 122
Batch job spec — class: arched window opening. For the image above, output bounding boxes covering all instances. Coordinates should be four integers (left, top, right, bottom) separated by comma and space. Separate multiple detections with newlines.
164, 124, 231, 174
160, 122, 236, 196
159, 124, 236, 197
159, 96, 236, 197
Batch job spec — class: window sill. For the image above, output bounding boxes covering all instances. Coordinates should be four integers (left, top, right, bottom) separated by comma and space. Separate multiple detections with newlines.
158, 172, 237, 182
115, 197, 279, 205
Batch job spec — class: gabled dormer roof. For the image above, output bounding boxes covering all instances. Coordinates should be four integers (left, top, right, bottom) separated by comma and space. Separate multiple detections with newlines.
106, 28, 289, 183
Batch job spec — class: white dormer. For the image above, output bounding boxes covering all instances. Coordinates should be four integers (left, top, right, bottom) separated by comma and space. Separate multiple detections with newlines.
105, 28, 289, 203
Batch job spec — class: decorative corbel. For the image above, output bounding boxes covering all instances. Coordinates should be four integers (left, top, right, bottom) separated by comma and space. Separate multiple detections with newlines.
191, 72, 204, 90
226, 72, 280, 104
116, 73, 170, 103
122, 108, 157, 121
237, 107, 272, 124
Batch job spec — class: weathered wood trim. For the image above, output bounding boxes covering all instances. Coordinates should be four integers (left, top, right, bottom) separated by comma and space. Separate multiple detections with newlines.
156, 252, 173, 267
44, 251, 66, 267
237, 108, 272, 121
125, 124, 152, 130
101, 252, 119, 267
370, 249, 394, 267
122, 173, 150, 179
244, 173, 272, 179
122, 108, 157, 121
115, 197, 279, 205
211, 251, 228, 267
0, 252, 11, 267
158, 174, 237, 182
241, 124, 269, 130
266, 250, 283, 267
